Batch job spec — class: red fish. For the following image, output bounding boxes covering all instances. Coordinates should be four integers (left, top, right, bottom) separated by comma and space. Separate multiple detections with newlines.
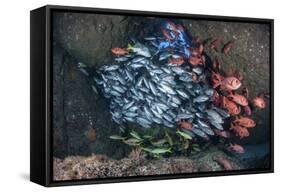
210, 38, 222, 51
192, 72, 198, 81
192, 36, 202, 45
201, 55, 206, 65
242, 87, 249, 98
166, 20, 178, 32
210, 70, 223, 88
252, 96, 266, 109
177, 120, 193, 130
212, 56, 221, 70
222, 96, 241, 115
189, 47, 202, 57
163, 29, 174, 41
111, 47, 129, 56
211, 70, 241, 91
230, 123, 250, 138
211, 90, 221, 106
226, 68, 243, 81
214, 130, 231, 138
233, 116, 256, 128
87, 127, 96, 142
228, 143, 245, 153
221, 77, 242, 90
214, 156, 233, 170
243, 105, 252, 116
176, 24, 186, 33
227, 92, 248, 106
188, 56, 203, 66
223, 40, 234, 54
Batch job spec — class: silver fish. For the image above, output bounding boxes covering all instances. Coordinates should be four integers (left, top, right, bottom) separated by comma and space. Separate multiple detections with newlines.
78, 67, 89, 76
179, 74, 192, 82
159, 52, 171, 61
192, 128, 208, 138
117, 75, 126, 85
163, 113, 174, 122
144, 37, 157, 40
132, 56, 146, 63
170, 96, 181, 105
127, 106, 138, 113
136, 117, 152, 126
176, 113, 194, 120
139, 86, 150, 93
205, 88, 214, 97
125, 69, 134, 81
192, 67, 203, 75
200, 127, 215, 136
212, 106, 230, 118
112, 116, 122, 124
148, 81, 158, 95
115, 57, 128, 62
171, 66, 186, 75
122, 101, 135, 110
102, 64, 119, 71
152, 117, 163, 124
160, 74, 174, 82
194, 95, 209, 103
161, 67, 172, 74
128, 42, 151, 57
112, 85, 126, 93
171, 54, 182, 59
143, 77, 150, 89
110, 90, 122, 97
206, 109, 223, 124
155, 102, 170, 111
150, 69, 163, 74
136, 76, 144, 87
130, 63, 144, 69
176, 89, 190, 99
123, 116, 135, 122
210, 120, 224, 130
197, 119, 210, 128
124, 112, 138, 117
144, 106, 154, 119
163, 120, 174, 128
159, 84, 177, 95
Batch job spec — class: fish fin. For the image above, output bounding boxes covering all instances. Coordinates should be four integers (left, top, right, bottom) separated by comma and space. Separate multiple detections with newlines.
167, 147, 172, 153
127, 43, 133, 50
213, 80, 221, 89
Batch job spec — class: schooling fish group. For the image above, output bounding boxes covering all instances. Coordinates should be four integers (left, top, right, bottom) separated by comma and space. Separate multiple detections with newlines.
91, 20, 230, 140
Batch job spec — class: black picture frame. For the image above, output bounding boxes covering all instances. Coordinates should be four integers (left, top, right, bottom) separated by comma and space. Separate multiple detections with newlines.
30, 5, 274, 187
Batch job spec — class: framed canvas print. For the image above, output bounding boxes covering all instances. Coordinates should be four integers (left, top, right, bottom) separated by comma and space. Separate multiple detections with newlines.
30, 5, 274, 187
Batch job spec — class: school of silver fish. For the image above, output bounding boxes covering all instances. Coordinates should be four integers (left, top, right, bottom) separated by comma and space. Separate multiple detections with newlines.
92, 21, 231, 139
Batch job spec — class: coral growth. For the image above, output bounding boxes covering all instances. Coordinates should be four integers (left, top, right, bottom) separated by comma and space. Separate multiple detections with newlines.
53, 146, 244, 181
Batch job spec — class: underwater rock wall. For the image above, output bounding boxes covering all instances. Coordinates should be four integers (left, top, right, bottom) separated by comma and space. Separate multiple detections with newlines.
53, 12, 153, 68
53, 45, 129, 159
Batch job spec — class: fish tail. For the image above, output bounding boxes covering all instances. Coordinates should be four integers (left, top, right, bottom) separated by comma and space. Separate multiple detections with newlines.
167, 147, 172, 153
127, 43, 133, 50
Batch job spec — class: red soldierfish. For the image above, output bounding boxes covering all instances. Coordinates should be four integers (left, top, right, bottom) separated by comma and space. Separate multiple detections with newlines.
228, 143, 245, 153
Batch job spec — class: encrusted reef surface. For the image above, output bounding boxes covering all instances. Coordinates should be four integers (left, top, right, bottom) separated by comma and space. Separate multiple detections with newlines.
53, 146, 244, 181
52, 12, 270, 170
